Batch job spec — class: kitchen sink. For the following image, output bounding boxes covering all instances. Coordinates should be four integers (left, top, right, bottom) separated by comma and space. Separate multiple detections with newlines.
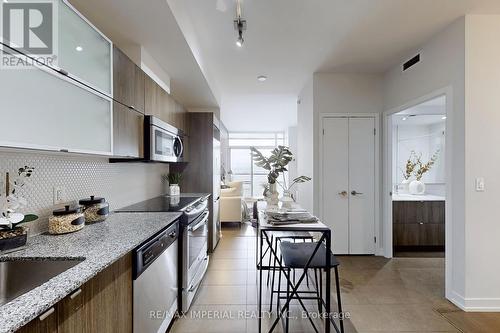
0, 258, 84, 306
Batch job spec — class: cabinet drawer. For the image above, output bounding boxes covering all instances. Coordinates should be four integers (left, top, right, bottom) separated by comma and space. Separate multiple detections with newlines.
393, 201, 422, 224
393, 223, 445, 247
418, 223, 445, 246
393, 223, 420, 246
421, 201, 445, 224
393, 201, 445, 224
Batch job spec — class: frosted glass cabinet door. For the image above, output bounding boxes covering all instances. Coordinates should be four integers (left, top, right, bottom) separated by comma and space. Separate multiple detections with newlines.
58, 0, 112, 95
0, 66, 112, 154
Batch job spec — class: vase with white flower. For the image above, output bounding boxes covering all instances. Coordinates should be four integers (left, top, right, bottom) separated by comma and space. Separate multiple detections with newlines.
0, 166, 38, 252
409, 151, 440, 195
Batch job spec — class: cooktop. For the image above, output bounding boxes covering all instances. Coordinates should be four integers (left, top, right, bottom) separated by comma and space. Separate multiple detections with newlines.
115, 196, 202, 213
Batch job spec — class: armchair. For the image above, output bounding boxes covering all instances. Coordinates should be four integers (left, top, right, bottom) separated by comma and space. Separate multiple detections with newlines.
220, 181, 244, 224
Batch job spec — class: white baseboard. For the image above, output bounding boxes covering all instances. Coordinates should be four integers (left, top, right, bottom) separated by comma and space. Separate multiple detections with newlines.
448, 290, 500, 312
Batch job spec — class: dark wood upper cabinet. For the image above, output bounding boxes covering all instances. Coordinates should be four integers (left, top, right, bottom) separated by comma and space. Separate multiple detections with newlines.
113, 47, 145, 113
113, 101, 144, 158
144, 75, 169, 122
144, 74, 187, 132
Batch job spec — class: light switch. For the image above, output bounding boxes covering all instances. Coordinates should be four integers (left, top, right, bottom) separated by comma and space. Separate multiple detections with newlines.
475, 178, 485, 192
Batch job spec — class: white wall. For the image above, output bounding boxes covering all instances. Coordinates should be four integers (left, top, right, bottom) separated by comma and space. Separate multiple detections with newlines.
383, 17, 466, 302
464, 15, 500, 309
312, 73, 384, 215
296, 14, 500, 311
220, 94, 297, 132
296, 77, 314, 213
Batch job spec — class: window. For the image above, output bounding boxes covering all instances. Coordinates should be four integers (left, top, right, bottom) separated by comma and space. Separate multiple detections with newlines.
228, 132, 286, 198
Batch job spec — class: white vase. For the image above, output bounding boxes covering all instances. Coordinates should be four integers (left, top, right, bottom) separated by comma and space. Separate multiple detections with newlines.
280, 190, 295, 209
409, 180, 425, 195
169, 184, 180, 196
401, 179, 411, 193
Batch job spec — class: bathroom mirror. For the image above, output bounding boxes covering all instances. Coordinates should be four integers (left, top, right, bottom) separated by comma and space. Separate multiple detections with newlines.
395, 114, 446, 184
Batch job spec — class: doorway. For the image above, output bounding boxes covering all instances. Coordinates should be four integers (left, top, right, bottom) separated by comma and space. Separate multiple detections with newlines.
389, 95, 446, 257
320, 115, 379, 255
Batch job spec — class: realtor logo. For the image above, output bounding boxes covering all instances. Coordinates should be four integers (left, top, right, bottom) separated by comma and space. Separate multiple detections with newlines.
1, 0, 58, 69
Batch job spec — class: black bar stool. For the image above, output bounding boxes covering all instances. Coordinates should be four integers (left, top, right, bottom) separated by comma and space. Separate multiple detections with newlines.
278, 241, 344, 333
267, 232, 315, 312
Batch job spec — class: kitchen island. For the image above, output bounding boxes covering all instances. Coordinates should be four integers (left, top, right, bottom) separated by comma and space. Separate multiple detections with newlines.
0, 212, 181, 333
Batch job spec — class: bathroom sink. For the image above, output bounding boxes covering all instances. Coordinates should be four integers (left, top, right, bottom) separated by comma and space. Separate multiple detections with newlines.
0, 259, 84, 306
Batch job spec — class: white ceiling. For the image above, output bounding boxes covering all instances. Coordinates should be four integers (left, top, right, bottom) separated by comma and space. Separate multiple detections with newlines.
167, 0, 500, 131
68, 0, 500, 131
68, 0, 218, 109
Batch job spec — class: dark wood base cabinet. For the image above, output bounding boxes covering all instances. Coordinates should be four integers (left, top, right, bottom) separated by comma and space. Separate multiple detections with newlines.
18, 254, 132, 333
393, 201, 445, 251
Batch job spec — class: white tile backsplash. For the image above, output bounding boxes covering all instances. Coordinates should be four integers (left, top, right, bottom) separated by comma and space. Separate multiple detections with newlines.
0, 149, 169, 235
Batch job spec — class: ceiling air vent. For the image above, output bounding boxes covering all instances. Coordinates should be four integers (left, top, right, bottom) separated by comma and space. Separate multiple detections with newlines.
402, 53, 420, 72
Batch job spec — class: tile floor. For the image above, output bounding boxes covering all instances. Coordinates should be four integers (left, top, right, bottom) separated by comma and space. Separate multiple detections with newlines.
170, 223, 496, 333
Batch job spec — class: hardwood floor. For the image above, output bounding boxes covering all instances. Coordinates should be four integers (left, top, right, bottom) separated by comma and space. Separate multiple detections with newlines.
437, 308, 500, 333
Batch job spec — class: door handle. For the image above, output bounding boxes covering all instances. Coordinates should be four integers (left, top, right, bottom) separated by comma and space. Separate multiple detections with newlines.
351, 190, 363, 196
338, 191, 348, 197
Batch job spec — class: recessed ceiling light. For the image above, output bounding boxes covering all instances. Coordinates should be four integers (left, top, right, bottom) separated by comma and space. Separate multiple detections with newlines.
441, 116, 447, 120
75, 46, 83, 52
257, 75, 267, 82
402, 117, 407, 121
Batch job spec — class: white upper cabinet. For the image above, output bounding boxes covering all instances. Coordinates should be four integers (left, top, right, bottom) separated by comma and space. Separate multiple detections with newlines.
0, 65, 113, 155
0, 0, 113, 155
58, 1, 112, 95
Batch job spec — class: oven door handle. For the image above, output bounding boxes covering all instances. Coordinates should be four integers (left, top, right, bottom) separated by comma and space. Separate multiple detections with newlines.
188, 211, 209, 232
188, 256, 209, 292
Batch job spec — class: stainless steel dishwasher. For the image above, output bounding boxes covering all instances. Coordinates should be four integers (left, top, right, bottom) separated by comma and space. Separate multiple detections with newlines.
133, 221, 178, 333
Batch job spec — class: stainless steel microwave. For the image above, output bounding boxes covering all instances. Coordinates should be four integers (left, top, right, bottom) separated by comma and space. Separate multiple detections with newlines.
144, 116, 184, 163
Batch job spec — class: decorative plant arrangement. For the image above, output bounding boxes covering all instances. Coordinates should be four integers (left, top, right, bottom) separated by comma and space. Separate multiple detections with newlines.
250, 146, 311, 207
250, 146, 292, 185
0, 166, 38, 252
401, 151, 419, 181
165, 172, 182, 196
414, 150, 439, 181
401, 150, 440, 195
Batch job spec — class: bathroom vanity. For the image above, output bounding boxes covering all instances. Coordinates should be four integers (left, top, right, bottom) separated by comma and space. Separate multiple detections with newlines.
393, 195, 445, 251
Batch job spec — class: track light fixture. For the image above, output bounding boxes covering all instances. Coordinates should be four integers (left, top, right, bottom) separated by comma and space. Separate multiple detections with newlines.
234, 0, 246, 47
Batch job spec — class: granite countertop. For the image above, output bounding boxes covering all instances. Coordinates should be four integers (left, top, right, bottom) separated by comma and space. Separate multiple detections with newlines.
0, 212, 182, 333
393, 193, 445, 201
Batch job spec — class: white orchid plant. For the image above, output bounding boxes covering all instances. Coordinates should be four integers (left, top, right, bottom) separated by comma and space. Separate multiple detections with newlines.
0, 166, 38, 231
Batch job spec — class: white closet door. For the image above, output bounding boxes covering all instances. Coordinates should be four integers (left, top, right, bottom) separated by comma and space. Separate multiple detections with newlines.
322, 118, 349, 254
348, 118, 375, 254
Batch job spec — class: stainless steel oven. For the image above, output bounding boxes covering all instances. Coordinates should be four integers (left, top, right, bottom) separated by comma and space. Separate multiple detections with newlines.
181, 198, 209, 312
144, 115, 184, 163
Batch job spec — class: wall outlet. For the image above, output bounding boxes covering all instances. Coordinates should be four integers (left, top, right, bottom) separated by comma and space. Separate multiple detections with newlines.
53, 186, 66, 204
475, 178, 485, 192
